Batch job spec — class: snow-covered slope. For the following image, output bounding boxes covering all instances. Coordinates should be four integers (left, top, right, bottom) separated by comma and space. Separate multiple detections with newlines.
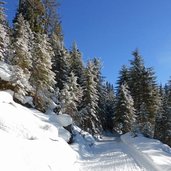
0, 90, 78, 171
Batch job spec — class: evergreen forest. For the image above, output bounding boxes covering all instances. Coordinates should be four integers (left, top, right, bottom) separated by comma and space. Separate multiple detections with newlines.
0, 0, 171, 147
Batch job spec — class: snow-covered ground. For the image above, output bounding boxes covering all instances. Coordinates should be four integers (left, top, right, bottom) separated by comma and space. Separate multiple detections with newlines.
0, 90, 78, 171
72, 128, 171, 171
0, 90, 171, 171
121, 133, 171, 171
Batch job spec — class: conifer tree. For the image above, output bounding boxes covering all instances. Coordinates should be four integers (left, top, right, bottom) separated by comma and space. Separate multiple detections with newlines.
103, 82, 115, 131
11, 13, 33, 75
80, 60, 102, 135
51, 24, 69, 90
60, 72, 83, 123
161, 80, 171, 146
129, 49, 160, 137
69, 42, 84, 85
154, 85, 167, 142
114, 82, 135, 133
42, 0, 60, 34
30, 33, 56, 111
129, 49, 145, 111
17, 0, 45, 33
0, 1, 9, 62
52, 47, 69, 90
116, 65, 129, 88
8, 13, 34, 102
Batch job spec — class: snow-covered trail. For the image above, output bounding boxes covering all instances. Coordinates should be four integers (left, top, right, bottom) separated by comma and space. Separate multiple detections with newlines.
74, 136, 148, 171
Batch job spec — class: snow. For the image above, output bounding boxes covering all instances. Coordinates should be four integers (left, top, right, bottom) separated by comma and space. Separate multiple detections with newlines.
56, 113, 73, 127
0, 62, 12, 81
121, 133, 171, 171
0, 91, 78, 171
73, 133, 146, 171
72, 129, 171, 171
0, 90, 171, 171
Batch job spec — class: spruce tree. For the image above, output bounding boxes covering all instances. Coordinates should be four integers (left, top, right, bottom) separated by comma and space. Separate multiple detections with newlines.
52, 47, 70, 90
80, 60, 102, 135
69, 42, 84, 85
114, 83, 135, 133
103, 82, 115, 131
11, 13, 33, 75
116, 65, 129, 88
154, 85, 168, 142
51, 24, 69, 90
0, 1, 9, 62
30, 33, 56, 111
129, 49, 160, 137
42, 0, 60, 34
17, 0, 45, 33
60, 72, 83, 123
162, 80, 171, 146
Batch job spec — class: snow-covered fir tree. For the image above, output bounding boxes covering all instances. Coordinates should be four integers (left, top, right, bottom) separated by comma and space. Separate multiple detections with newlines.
114, 82, 136, 134
69, 42, 84, 85
11, 13, 33, 75
116, 65, 129, 89
129, 49, 160, 137
0, 1, 10, 62
80, 60, 102, 135
154, 85, 168, 142
30, 33, 56, 111
60, 72, 83, 124
159, 80, 171, 146
51, 26, 69, 90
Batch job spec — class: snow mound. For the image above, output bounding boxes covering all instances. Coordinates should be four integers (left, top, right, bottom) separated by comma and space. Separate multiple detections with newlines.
121, 133, 171, 171
0, 90, 14, 103
0, 91, 58, 140
0, 91, 78, 171
0, 62, 12, 81
56, 113, 73, 127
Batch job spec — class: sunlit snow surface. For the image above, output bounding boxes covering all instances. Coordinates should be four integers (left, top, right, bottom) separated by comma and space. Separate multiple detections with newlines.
0, 91, 78, 171
0, 91, 171, 171
72, 128, 171, 171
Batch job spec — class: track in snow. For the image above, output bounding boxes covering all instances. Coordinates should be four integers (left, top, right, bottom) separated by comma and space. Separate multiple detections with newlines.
74, 136, 148, 171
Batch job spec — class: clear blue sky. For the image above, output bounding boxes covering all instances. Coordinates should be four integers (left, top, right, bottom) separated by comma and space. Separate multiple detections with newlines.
4, 0, 171, 85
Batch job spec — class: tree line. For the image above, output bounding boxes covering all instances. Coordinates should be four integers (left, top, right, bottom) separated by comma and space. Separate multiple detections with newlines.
0, 0, 170, 147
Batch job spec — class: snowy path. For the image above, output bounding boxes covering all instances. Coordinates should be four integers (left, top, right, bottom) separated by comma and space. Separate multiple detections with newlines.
74, 136, 148, 171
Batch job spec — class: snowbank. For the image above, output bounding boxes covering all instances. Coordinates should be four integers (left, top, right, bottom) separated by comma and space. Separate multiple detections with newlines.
0, 62, 12, 81
121, 133, 171, 171
0, 91, 78, 171
56, 113, 73, 127
71, 126, 96, 159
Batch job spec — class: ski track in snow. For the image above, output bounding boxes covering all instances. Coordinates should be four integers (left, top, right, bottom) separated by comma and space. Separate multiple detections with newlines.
74, 136, 148, 171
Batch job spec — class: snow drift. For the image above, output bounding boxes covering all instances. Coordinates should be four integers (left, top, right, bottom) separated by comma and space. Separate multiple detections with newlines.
0, 90, 78, 171
121, 133, 171, 171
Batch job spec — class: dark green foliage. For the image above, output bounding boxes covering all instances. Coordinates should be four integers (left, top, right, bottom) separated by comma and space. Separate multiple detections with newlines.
30, 33, 56, 111
69, 42, 84, 86
80, 60, 102, 135
0, 1, 10, 62
129, 49, 160, 137
155, 82, 171, 146
102, 82, 115, 131
16, 0, 45, 33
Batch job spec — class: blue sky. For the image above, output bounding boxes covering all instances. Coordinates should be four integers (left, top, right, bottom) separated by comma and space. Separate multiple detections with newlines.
4, 0, 171, 85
